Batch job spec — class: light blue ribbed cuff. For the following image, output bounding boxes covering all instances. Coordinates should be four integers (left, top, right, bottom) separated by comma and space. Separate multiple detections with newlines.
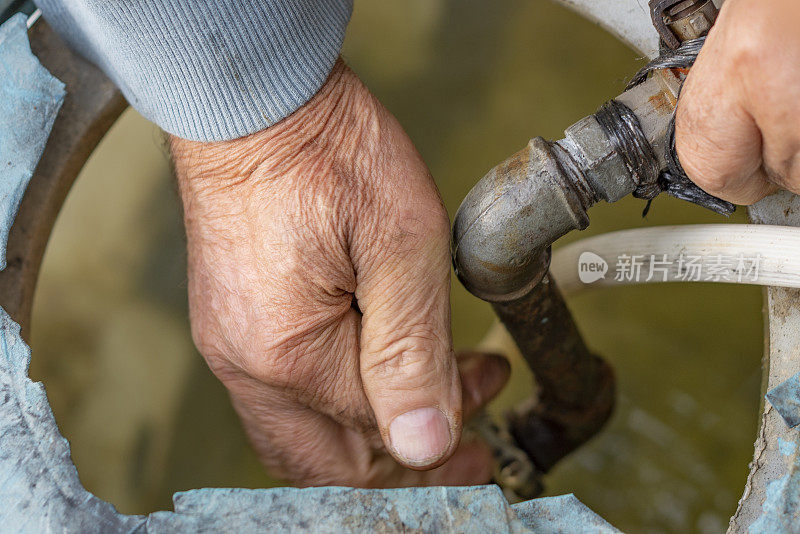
34, 0, 353, 141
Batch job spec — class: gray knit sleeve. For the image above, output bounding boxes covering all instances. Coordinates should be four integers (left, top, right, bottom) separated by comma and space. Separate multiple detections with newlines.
33, 0, 353, 141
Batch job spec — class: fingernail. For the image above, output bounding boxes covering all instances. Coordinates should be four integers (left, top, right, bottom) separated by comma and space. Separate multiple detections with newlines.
389, 407, 451, 466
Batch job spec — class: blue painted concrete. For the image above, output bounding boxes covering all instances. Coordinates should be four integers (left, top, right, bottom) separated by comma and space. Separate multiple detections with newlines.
0, 14, 64, 269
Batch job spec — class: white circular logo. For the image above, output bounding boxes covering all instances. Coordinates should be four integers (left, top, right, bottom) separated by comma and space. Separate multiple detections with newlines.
578, 251, 608, 284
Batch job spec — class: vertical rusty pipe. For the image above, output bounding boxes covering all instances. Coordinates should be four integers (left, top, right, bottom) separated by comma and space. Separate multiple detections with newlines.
492, 267, 615, 472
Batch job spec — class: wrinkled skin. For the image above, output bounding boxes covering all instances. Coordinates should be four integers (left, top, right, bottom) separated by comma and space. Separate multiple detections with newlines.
171, 60, 510, 487
677, 0, 800, 205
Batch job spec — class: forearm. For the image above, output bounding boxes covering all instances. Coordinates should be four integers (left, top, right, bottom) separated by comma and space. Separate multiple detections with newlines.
33, 0, 353, 141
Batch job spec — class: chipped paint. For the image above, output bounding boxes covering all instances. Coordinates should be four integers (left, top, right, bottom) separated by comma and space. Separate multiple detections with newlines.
766, 373, 800, 428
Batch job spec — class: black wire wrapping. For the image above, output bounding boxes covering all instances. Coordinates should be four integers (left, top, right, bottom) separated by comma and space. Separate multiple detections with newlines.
595, 37, 736, 217
595, 100, 661, 200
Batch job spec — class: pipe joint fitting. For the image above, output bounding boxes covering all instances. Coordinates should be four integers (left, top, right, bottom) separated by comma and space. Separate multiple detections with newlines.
452, 137, 592, 301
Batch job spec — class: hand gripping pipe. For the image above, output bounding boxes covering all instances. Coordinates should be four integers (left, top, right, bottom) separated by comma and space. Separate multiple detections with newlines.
452, 0, 718, 497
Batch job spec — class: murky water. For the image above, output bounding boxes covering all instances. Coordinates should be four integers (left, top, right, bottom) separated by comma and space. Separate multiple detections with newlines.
29, 1, 763, 532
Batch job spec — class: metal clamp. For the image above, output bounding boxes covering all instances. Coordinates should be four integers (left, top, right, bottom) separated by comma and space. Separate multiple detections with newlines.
649, 0, 718, 49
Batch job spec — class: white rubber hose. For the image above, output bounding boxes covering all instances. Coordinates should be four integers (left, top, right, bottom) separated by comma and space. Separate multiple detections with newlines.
550, 224, 800, 297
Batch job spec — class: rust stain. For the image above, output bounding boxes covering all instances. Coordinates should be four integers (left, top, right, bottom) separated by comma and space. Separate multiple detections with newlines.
497, 146, 529, 179
649, 91, 677, 114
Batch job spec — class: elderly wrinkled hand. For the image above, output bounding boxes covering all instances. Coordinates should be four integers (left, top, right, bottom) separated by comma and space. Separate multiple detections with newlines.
170, 60, 509, 487
676, 0, 800, 205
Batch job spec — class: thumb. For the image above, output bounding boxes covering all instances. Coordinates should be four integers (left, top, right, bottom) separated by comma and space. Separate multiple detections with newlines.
354, 187, 460, 470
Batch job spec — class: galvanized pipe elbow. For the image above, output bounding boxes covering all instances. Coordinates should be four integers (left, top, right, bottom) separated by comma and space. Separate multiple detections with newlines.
452, 71, 679, 300
452, 137, 596, 302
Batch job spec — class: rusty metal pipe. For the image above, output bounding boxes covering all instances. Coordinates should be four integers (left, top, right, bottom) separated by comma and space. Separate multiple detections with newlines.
451, 134, 617, 473
493, 274, 615, 473
450, 133, 621, 481
451, 23, 698, 488
450, 126, 628, 479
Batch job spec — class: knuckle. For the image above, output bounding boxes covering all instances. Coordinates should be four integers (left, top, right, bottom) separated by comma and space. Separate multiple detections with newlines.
192, 308, 307, 390
365, 349, 442, 390
363, 328, 453, 389
729, 16, 771, 72
675, 99, 700, 140
786, 152, 800, 188
682, 162, 722, 195
729, 38, 764, 75
187, 305, 230, 365
189, 323, 246, 384
243, 330, 312, 389
676, 128, 734, 196
688, 168, 728, 197
675, 142, 708, 187
710, 2, 769, 76
389, 197, 450, 254
765, 151, 800, 191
